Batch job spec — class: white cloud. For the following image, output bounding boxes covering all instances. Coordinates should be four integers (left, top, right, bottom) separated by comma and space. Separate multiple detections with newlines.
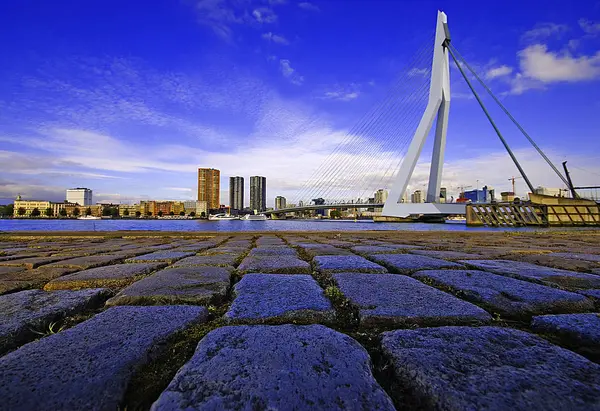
485, 65, 513, 79
579, 19, 600, 35
261, 32, 290, 45
518, 44, 600, 82
298, 2, 320, 12
279, 59, 304, 85
521, 22, 569, 42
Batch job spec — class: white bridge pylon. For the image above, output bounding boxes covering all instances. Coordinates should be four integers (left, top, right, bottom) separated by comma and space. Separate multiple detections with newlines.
382, 11, 466, 218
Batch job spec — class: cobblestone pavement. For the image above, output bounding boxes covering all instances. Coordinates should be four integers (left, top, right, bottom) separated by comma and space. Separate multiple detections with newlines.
1, 231, 600, 410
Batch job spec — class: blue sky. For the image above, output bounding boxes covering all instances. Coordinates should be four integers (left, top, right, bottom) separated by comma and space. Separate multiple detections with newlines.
1, 0, 600, 206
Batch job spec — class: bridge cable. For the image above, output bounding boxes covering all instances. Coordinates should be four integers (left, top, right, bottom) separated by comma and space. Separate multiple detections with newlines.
447, 43, 536, 193
448, 43, 570, 188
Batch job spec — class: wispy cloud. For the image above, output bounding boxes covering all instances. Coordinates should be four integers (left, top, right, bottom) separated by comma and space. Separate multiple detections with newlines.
279, 59, 304, 85
261, 32, 290, 45
298, 2, 320, 12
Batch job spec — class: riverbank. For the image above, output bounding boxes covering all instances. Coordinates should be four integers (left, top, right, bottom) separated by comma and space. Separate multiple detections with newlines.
1, 231, 599, 410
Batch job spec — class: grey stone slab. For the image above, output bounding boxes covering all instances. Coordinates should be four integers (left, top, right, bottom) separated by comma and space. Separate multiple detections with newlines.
151, 324, 395, 411
334, 273, 491, 326
410, 249, 484, 260
0, 305, 207, 411
549, 252, 600, 263
460, 259, 600, 289
0, 288, 111, 354
532, 313, 600, 346
226, 274, 334, 323
171, 254, 238, 267
351, 245, 404, 255
413, 270, 593, 317
106, 266, 231, 306
125, 251, 195, 263
44, 262, 167, 290
249, 247, 298, 257
42, 254, 125, 269
381, 326, 600, 411
238, 256, 310, 274
314, 255, 387, 273
370, 253, 464, 273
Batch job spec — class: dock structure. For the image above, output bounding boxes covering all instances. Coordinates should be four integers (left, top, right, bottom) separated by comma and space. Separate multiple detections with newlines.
467, 194, 600, 227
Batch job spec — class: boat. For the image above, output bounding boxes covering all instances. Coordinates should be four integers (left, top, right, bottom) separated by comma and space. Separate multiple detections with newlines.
242, 214, 268, 221
208, 213, 240, 221
445, 215, 467, 224
77, 215, 101, 220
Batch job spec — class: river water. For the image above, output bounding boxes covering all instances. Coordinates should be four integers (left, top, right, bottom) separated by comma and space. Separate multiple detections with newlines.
0, 219, 579, 232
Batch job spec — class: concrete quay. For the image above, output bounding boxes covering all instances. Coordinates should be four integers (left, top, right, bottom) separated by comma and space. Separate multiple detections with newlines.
1, 230, 600, 410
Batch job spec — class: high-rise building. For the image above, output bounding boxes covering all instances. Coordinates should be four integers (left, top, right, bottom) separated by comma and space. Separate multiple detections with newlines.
66, 188, 92, 206
411, 190, 423, 204
197, 168, 220, 210
229, 176, 244, 211
250, 176, 266, 212
374, 189, 388, 204
275, 196, 286, 210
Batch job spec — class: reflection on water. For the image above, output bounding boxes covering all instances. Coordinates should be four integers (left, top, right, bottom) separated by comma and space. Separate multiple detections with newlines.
0, 219, 573, 232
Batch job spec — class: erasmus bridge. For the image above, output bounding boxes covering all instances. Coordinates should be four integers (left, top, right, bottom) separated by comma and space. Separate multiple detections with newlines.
265, 11, 582, 218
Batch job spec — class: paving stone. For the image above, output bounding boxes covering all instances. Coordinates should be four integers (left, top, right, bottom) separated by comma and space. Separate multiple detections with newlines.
334, 273, 490, 326
410, 249, 485, 260
0, 305, 207, 411
532, 313, 600, 346
314, 255, 387, 273
44, 262, 167, 290
171, 254, 238, 267
238, 256, 310, 274
0, 288, 111, 354
549, 252, 600, 263
249, 247, 298, 257
226, 274, 334, 323
369, 253, 464, 273
151, 324, 395, 410
381, 326, 600, 411
106, 266, 231, 306
414, 270, 594, 317
125, 251, 194, 264
460, 259, 600, 289
42, 254, 125, 269
0, 255, 73, 269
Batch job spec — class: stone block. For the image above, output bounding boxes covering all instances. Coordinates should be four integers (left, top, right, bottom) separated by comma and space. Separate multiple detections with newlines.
151, 324, 395, 410
532, 313, 600, 346
410, 249, 484, 260
106, 266, 231, 306
238, 256, 310, 274
381, 326, 600, 411
44, 263, 166, 291
413, 270, 593, 317
171, 254, 238, 267
334, 273, 490, 326
370, 253, 464, 273
125, 251, 194, 264
0, 305, 207, 411
314, 255, 387, 273
460, 259, 600, 289
0, 288, 111, 354
226, 274, 334, 323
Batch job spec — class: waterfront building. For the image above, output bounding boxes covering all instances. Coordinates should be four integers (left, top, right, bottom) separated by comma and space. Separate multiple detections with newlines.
250, 176, 267, 212
198, 168, 220, 210
229, 177, 244, 211
275, 196, 287, 210
411, 190, 423, 204
66, 188, 92, 206
374, 189, 388, 204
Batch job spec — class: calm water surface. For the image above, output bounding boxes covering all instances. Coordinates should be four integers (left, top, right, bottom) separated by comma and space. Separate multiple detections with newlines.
0, 219, 583, 232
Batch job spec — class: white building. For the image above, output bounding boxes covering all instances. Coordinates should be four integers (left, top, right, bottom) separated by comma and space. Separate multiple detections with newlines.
66, 188, 92, 206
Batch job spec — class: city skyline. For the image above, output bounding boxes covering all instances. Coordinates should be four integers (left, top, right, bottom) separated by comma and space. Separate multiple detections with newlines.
1, 1, 600, 206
